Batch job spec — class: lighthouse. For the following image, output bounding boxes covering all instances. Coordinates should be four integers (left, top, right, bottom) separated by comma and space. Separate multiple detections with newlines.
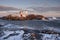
19, 10, 28, 17
19, 10, 23, 17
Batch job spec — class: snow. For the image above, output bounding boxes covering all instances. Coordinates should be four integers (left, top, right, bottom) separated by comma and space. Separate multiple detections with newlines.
4, 30, 24, 40
1, 31, 14, 39
42, 34, 58, 40
0, 23, 60, 40
0, 30, 24, 40
0, 30, 60, 40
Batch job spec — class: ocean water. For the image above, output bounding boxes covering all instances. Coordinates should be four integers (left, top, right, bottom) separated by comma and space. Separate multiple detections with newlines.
0, 19, 60, 40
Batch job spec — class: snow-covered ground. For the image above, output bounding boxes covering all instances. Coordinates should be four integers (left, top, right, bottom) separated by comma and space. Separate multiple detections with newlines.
0, 20, 60, 40
0, 30, 24, 40
0, 30, 60, 40
0, 23, 60, 40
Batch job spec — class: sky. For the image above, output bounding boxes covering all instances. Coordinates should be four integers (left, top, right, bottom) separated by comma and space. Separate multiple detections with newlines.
0, 0, 60, 8
0, 0, 60, 17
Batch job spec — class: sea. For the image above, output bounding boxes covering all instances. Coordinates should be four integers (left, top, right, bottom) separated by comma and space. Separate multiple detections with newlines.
0, 18, 60, 40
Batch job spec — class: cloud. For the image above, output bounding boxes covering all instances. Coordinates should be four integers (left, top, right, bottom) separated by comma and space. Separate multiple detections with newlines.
27, 7, 60, 17
0, 5, 19, 11
27, 7, 60, 13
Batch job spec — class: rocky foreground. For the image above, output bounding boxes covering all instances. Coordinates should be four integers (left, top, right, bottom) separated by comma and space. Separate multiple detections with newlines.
0, 29, 60, 40
0, 23, 60, 40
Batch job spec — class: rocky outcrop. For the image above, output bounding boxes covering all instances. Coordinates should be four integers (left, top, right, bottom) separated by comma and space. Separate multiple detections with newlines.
26, 14, 36, 20
1, 14, 47, 20
2, 15, 20, 20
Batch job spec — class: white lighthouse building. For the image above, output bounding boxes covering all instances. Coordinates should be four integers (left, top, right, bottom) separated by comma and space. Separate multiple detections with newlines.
19, 10, 28, 17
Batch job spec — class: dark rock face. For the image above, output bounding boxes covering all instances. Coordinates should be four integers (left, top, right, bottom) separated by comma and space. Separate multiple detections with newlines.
1, 14, 47, 20
35, 15, 45, 20
26, 14, 36, 20
1, 15, 20, 20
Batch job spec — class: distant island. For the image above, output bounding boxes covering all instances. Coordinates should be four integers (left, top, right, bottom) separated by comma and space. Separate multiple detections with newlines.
0, 14, 48, 21
0, 10, 48, 21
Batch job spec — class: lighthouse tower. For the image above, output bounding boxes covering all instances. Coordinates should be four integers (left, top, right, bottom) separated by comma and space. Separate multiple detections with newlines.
19, 10, 28, 17
19, 10, 23, 17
